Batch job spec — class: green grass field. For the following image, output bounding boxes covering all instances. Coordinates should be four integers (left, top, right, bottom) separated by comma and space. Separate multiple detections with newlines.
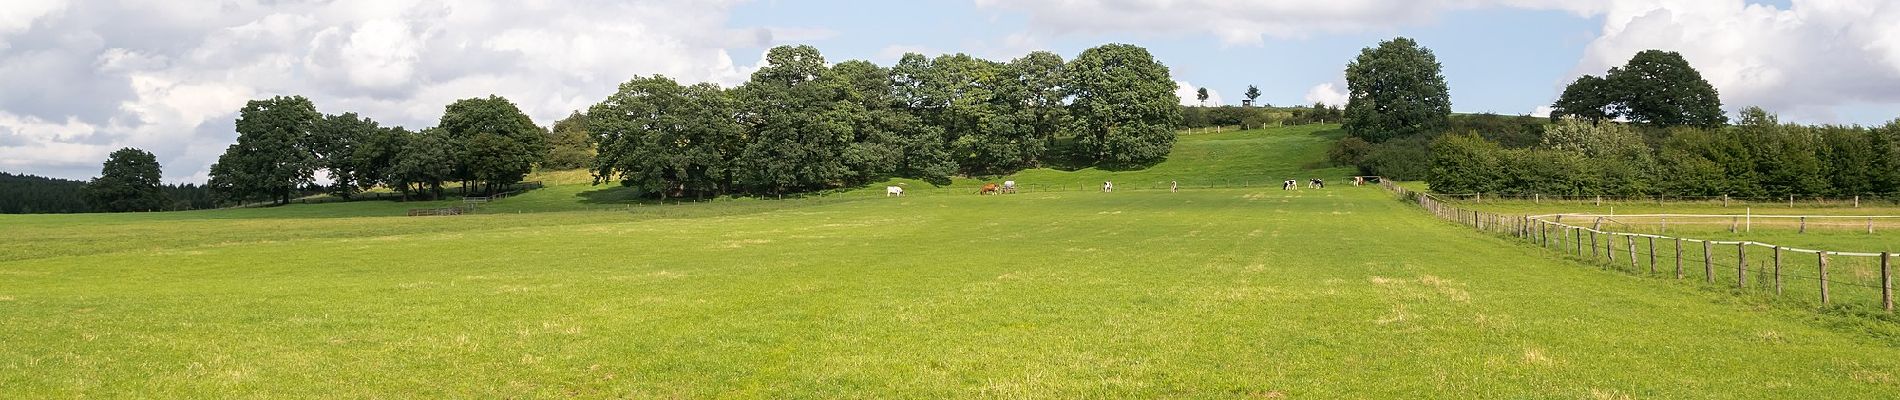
5, 126, 1900, 398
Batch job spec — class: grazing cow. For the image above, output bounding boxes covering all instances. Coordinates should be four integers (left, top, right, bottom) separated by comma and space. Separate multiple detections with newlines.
978, 183, 1001, 195
1283, 180, 1297, 190
1002, 180, 1017, 194
1309, 179, 1324, 189
1170, 180, 1179, 193
886, 186, 904, 197
1102, 181, 1114, 192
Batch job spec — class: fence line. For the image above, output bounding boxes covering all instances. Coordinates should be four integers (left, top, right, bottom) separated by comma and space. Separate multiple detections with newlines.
1382, 181, 1896, 313
1432, 192, 1900, 208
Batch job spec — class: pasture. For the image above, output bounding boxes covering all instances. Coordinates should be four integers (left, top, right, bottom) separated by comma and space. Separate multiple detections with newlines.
4, 126, 1900, 398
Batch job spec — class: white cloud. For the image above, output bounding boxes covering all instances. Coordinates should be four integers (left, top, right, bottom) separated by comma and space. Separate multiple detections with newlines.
0, 0, 799, 181
0, 0, 66, 49
1303, 83, 1348, 107
1176, 80, 1223, 106
980, 0, 1900, 123
1566, 0, 1900, 123
1531, 106, 1555, 118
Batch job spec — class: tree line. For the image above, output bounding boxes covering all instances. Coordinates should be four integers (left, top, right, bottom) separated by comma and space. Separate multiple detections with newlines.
581, 44, 1178, 198
1428, 111, 1900, 197
1322, 37, 1899, 199
206, 94, 552, 204
191, 43, 1180, 204
0, 163, 216, 214
1179, 104, 1343, 129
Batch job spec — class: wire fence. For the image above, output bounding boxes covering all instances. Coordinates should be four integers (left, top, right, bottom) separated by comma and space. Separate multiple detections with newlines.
1384, 181, 1898, 313
1432, 192, 1900, 208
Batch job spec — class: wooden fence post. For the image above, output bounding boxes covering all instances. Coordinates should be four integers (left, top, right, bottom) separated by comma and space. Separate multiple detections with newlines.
1703, 241, 1714, 283
1591, 231, 1600, 259
1627, 236, 1638, 270
1675, 238, 1684, 279
1661, 217, 1668, 233
1736, 242, 1748, 289
1606, 233, 1614, 262
1772, 246, 1782, 295
1819, 252, 1831, 305
1575, 227, 1584, 256
1885, 252, 1894, 313
1648, 237, 1657, 274
1799, 217, 1807, 234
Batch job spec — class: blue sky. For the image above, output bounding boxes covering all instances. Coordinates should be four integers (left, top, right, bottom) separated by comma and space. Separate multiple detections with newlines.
729, 1, 1603, 115
2, 0, 1897, 182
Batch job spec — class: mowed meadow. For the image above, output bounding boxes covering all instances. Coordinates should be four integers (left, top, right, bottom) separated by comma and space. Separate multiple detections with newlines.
4, 126, 1900, 398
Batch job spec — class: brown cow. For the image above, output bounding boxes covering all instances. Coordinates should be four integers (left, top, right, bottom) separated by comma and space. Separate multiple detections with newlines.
978, 183, 1000, 195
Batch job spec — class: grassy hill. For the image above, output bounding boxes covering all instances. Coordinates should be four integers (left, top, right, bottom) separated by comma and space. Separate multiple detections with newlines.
3, 125, 1898, 397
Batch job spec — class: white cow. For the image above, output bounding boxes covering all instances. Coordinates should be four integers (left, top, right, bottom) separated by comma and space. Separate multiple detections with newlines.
1002, 180, 1017, 194
886, 186, 904, 197
1103, 181, 1114, 192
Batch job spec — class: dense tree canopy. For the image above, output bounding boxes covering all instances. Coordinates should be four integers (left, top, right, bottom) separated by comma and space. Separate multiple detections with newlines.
1429, 108, 1900, 198
1552, 50, 1725, 128
1343, 37, 1451, 143
439, 95, 547, 194
209, 96, 322, 205
543, 112, 594, 171
81, 148, 168, 212
1549, 75, 1613, 122
588, 75, 741, 198
1064, 43, 1181, 167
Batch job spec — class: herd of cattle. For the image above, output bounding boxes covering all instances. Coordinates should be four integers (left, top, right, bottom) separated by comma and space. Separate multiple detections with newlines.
884, 178, 1360, 197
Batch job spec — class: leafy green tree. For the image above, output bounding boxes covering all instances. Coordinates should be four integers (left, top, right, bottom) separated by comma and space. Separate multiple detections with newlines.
1064, 43, 1181, 167
81, 147, 168, 212
1244, 85, 1261, 107
438, 95, 546, 195
889, 53, 958, 183
1539, 117, 1656, 195
1550, 75, 1613, 122
1736, 107, 1825, 196
346, 125, 408, 194
1196, 87, 1209, 106
1427, 133, 1505, 194
542, 112, 595, 171
1343, 37, 1451, 143
309, 112, 383, 198
1871, 120, 1900, 195
208, 96, 322, 205
389, 128, 454, 199
1817, 125, 1878, 196
827, 60, 908, 183
588, 75, 741, 198
1658, 127, 1755, 196
734, 45, 856, 193
932, 53, 1034, 175
1605, 50, 1726, 128
1500, 148, 1591, 195
1007, 51, 1068, 167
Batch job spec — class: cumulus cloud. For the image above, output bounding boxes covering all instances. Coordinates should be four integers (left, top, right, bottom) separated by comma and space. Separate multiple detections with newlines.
0, 0, 797, 181
1303, 83, 1348, 107
981, 0, 1900, 122
1176, 80, 1223, 106
1567, 0, 1900, 122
